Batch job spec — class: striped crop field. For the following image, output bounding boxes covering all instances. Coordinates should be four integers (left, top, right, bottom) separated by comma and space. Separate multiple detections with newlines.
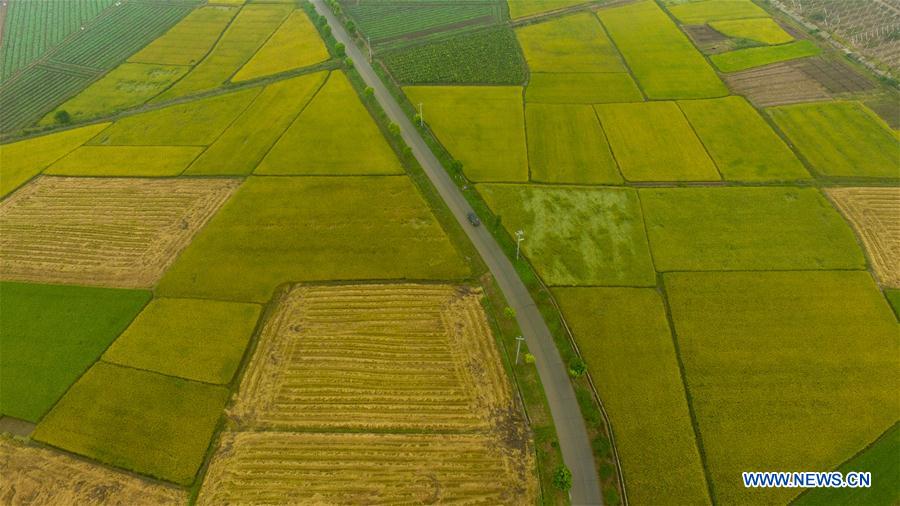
0, 0, 115, 80
198, 431, 535, 505
827, 187, 900, 288
0, 0, 196, 133
0, 177, 238, 289
201, 282, 536, 504
230, 283, 514, 431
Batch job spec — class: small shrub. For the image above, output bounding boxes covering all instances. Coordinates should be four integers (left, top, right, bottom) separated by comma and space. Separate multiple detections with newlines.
568, 357, 587, 378
523, 353, 536, 364
54, 110, 71, 124
503, 306, 516, 319
388, 122, 401, 137
552, 465, 572, 491
335, 42, 346, 56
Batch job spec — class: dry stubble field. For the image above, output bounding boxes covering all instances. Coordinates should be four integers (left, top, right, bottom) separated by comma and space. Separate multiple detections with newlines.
0, 177, 238, 288
827, 187, 900, 288
203, 283, 536, 504
0, 436, 185, 505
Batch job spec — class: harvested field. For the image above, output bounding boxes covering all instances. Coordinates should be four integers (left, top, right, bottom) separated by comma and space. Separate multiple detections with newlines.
230, 284, 513, 432
792, 57, 876, 94
0, 177, 239, 289
0, 436, 186, 506
827, 187, 900, 288
722, 61, 831, 107
198, 431, 534, 505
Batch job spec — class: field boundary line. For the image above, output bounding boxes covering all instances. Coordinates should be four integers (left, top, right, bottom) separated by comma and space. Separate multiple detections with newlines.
674, 101, 725, 181
591, 9, 648, 101
221, 5, 295, 87
591, 105, 627, 183
181, 84, 266, 176
655, 274, 718, 506
146, 3, 243, 104
540, 280, 630, 506
248, 69, 331, 175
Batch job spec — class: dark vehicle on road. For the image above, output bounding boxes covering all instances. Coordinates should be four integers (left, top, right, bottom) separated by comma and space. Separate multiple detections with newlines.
467, 212, 481, 227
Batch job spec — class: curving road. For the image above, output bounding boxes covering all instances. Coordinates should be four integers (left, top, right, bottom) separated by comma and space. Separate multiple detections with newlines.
311, 2, 603, 504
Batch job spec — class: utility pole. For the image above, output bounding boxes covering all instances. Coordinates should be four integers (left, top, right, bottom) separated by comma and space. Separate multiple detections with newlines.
515, 229, 525, 261
418, 102, 424, 126
515, 336, 525, 364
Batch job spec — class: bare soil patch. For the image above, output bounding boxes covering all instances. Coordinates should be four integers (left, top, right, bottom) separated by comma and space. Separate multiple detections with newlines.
827, 187, 900, 288
230, 283, 514, 432
0, 417, 34, 437
792, 57, 876, 94
683, 24, 731, 54
198, 431, 535, 505
0, 436, 185, 505
0, 176, 238, 288
723, 61, 831, 106
865, 94, 900, 129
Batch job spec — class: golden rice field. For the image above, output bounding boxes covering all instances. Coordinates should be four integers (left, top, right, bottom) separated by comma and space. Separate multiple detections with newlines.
0, 436, 185, 505
827, 187, 900, 288
198, 431, 535, 505
0, 177, 238, 288
230, 283, 513, 432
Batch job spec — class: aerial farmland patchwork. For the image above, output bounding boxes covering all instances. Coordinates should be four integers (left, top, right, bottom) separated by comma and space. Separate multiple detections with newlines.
0, 0, 897, 505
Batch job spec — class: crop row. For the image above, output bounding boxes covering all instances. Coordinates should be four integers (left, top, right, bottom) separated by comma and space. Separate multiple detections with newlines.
383, 26, 526, 84
343, 0, 502, 46
0, 1, 196, 132
0, 0, 115, 80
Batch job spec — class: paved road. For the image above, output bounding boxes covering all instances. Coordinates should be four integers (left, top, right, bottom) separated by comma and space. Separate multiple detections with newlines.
311, 2, 603, 504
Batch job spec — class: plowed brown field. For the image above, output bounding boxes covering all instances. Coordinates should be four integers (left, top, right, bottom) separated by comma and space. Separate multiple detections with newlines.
0, 176, 238, 288
0, 436, 185, 505
230, 283, 514, 432
197, 431, 534, 505
827, 187, 900, 287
